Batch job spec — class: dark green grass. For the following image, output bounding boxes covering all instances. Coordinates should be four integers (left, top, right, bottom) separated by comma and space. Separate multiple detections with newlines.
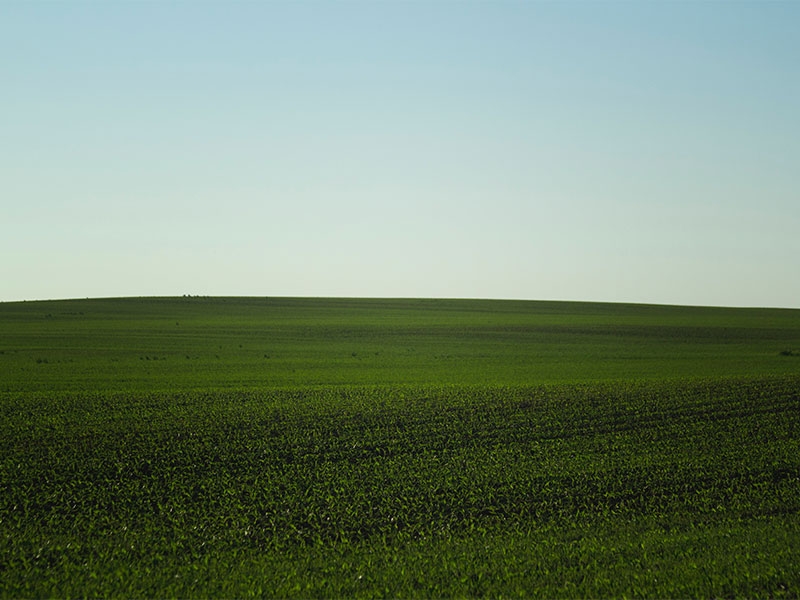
2, 381, 798, 597
1, 297, 799, 597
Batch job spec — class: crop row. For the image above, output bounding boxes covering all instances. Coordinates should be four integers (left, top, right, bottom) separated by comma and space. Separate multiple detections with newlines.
1, 376, 799, 595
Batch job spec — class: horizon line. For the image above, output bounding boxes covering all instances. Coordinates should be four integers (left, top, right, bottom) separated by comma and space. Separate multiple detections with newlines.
2, 294, 799, 312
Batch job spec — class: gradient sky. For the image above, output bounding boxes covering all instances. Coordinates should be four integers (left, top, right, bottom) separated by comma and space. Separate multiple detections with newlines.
2, 1, 798, 307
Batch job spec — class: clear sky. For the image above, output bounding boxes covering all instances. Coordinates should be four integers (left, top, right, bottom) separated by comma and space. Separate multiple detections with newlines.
2, 1, 798, 307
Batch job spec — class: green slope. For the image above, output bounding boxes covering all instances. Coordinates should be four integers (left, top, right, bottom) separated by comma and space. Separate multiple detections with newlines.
1, 296, 799, 392
1, 297, 799, 597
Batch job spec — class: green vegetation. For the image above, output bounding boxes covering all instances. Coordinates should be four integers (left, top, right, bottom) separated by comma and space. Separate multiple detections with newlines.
1, 297, 799, 597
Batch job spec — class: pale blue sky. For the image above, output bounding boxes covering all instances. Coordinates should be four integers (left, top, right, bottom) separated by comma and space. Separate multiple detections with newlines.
2, 1, 798, 306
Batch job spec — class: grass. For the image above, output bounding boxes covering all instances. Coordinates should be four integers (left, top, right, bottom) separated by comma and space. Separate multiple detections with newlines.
1, 296, 799, 597
2, 296, 800, 392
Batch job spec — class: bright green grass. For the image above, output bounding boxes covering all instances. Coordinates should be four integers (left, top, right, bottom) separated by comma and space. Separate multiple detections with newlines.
1, 297, 799, 597
2, 296, 799, 391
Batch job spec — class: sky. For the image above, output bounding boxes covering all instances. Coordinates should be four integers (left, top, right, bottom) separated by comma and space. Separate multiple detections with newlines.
2, 1, 799, 307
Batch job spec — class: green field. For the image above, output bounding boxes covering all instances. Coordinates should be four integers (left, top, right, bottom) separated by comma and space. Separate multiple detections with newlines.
2, 297, 799, 597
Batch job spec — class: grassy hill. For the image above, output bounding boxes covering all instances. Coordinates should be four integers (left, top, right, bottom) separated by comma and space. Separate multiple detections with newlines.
1, 297, 799, 597
2, 296, 799, 392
